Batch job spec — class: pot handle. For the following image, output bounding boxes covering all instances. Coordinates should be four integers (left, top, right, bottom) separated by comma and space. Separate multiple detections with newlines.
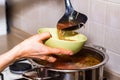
85, 44, 106, 52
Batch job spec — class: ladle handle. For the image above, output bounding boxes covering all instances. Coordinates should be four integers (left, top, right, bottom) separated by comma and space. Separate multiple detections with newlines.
64, 0, 74, 14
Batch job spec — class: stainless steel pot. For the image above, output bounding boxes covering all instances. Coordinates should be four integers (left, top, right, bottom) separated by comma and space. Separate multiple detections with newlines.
29, 45, 109, 80
22, 67, 60, 80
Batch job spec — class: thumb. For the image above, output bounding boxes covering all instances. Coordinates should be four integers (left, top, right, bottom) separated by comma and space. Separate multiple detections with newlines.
33, 32, 51, 41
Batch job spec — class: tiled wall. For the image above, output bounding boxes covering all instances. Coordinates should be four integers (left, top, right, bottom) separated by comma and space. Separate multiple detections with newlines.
9, 0, 120, 72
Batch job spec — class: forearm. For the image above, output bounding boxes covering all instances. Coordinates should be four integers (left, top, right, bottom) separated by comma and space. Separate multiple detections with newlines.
0, 46, 22, 72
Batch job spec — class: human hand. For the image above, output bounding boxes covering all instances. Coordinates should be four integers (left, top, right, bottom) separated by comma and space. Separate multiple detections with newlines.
13, 32, 73, 62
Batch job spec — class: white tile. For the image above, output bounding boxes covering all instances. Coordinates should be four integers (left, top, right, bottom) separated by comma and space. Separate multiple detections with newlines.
12, 15, 22, 30
72, 0, 90, 15
104, 27, 120, 54
78, 22, 90, 37
90, 0, 107, 24
37, 0, 63, 28
88, 22, 105, 46
105, 50, 120, 75
16, 1, 43, 34
107, 0, 120, 4
10, 0, 23, 17
106, 2, 120, 30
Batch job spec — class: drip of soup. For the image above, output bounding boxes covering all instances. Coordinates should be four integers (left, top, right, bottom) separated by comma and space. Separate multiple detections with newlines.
57, 21, 85, 41
57, 22, 78, 41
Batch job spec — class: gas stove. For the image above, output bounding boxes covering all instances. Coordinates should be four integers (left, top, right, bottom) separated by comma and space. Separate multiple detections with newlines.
1, 60, 107, 80
1, 60, 32, 80
1, 69, 107, 80
2, 68, 23, 80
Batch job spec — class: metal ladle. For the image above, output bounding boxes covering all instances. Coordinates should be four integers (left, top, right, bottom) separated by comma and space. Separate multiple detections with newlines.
57, 0, 88, 31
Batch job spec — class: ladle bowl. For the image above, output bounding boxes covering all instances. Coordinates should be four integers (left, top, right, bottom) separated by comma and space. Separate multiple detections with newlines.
57, 0, 88, 31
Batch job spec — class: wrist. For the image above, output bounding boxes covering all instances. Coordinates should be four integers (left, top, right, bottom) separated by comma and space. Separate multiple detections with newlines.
0, 45, 24, 71
8, 44, 24, 60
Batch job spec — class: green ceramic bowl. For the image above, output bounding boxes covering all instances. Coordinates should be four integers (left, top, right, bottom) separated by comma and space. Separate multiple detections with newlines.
38, 28, 87, 54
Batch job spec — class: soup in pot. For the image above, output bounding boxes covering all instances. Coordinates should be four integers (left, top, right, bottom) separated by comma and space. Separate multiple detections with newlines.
33, 54, 101, 70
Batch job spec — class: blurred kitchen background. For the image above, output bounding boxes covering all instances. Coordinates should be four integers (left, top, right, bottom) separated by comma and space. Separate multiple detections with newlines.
0, 0, 120, 79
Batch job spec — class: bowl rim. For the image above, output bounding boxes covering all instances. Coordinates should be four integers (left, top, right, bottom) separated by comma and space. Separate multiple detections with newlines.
38, 28, 87, 42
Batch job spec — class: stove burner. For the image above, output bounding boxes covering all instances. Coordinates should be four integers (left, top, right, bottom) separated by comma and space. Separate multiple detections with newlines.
9, 62, 32, 74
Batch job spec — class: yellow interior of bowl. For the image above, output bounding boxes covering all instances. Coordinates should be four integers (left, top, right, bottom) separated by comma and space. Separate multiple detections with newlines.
38, 28, 87, 42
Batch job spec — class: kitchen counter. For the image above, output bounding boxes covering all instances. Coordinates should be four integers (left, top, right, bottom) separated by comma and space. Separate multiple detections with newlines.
0, 27, 31, 54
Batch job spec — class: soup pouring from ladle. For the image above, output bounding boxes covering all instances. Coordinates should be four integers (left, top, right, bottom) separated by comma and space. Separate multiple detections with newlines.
57, 0, 88, 40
